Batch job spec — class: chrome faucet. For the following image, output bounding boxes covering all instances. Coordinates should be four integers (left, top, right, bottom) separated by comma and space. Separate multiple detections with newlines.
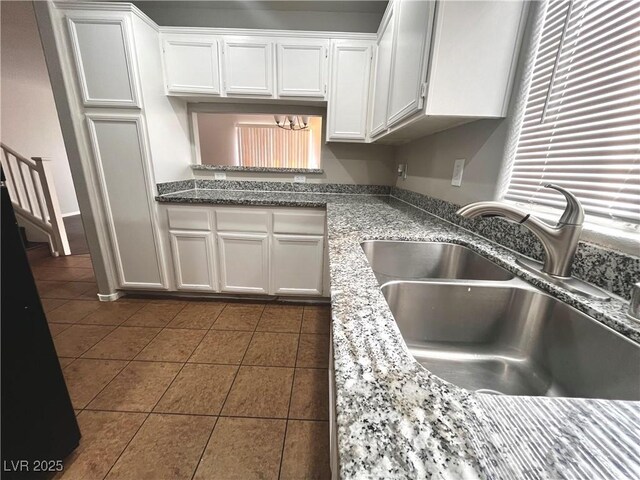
456, 184, 584, 278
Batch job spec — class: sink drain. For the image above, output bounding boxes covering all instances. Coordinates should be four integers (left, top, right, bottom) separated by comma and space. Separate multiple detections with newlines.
475, 389, 505, 395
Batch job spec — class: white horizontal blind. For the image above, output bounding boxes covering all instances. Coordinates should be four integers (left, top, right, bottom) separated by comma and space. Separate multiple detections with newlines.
505, 0, 640, 225
237, 124, 310, 169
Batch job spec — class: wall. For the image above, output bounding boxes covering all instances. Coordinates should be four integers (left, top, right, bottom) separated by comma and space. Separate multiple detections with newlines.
193, 140, 397, 185
134, 1, 385, 32
394, 119, 508, 205
0, 1, 79, 216
191, 104, 397, 185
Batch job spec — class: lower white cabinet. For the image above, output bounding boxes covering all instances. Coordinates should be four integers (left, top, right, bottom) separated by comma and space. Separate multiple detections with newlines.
272, 234, 324, 295
162, 205, 326, 296
169, 231, 217, 291
217, 232, 270, 294
161, 205, 326, 295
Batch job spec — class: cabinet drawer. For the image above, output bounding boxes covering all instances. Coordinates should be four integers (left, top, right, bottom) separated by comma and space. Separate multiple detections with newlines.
273, 211, 325, 235
167, 208, 211, 231
216, 209, 270, 232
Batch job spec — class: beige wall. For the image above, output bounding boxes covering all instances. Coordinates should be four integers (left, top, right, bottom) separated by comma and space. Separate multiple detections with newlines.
191, 105, 397, 185
194, 140, 397, 185
394, 119, 509, 205
1, 1, 79, 215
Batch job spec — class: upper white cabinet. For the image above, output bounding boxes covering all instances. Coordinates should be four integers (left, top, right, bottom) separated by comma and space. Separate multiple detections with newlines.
369, 6, 395, 137
162, 35, 221, 95
223, 37, 274, 96
66, 14, 140, 107
386, 0, 435, 127
327, 40, 373, 142
424, 0, 527, 117
277, 39, 328, 98
369, 0, 527, 143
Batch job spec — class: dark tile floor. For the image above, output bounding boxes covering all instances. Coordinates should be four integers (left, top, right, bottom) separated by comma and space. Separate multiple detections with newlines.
30, 252, 332, 480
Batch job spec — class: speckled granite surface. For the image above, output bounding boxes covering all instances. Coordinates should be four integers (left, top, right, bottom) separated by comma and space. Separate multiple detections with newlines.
191, 164, 324, 174
391, 187, 640, 300
156, 188, 640, 479
156, 179, 392, 195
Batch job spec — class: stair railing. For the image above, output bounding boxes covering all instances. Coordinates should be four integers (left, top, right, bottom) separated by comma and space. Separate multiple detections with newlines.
1, 143, 70, 256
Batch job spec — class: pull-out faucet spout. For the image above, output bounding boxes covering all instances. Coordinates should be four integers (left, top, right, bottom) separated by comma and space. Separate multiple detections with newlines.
456, 184, 584, 278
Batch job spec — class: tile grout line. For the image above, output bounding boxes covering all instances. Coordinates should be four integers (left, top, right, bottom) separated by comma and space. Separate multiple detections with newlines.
277, 305, 306, 479
189, 302, 267, 480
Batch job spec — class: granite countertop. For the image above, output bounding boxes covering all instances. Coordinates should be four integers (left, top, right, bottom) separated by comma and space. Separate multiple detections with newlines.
157, 188, 640, 479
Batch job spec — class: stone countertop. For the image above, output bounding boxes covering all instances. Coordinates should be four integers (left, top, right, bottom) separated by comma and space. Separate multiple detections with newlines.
157, 188, 640, 479
155, 188, 390, 208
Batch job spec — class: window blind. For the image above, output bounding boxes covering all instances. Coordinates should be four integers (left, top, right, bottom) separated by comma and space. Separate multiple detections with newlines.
237, 124, 311, 169
505, 0, 640, 225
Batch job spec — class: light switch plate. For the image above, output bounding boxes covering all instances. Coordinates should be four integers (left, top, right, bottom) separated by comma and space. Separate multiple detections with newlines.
451, 159, 465, 187
294, 175, 306, 183
214, 172, 226, 180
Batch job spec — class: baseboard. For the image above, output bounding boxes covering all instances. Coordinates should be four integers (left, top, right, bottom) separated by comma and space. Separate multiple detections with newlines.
97, 291, 123, 302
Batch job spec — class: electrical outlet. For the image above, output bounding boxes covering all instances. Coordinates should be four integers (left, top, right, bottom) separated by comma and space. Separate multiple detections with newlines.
294, 175, 306, 183
451, 159, 465, 187
214, 172, 226, 180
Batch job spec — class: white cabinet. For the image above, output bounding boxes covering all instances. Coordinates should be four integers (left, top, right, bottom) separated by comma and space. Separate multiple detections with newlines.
85, 113, 167, 289
223, 37, 274, 96
369, 6, 395, 136
276, 39, 328, 98
327, 40, 373, 142
159, 205, 326, 297
369, 0, 526, 142
66, 14, 140, 107
217, 232, 270, 294
170, 232, 217, 291
162, 35, 221, 95
272, 235, 324, 295
386, 0, 436, 127
166, 207, 217, 292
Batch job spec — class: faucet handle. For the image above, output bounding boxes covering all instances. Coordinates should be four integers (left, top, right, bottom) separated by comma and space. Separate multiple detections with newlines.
544, 184, 585, 226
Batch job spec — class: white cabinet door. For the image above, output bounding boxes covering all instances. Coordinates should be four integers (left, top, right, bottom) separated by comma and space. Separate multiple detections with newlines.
85, 113, 167, 289
223, 37, 274, 96
217, 232, 269, 293
369, 6, 395, 136
272, 234, 324, 296
327, 40, 373, 142
163, 36, 221, 95
66, 15, 140, 107
386, 0, 436, 127
277, 39, 328, 98
169, 231, 217, 291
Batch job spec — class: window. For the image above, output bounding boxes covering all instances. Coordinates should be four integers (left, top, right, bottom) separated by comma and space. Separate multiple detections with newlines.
237, 124, 311, 169
193, 112, 322, 170
504, 0, 640, 228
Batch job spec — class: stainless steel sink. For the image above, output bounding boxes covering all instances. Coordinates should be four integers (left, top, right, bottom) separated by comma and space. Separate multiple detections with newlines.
361, 241, 514, 284
382, 280, 640, 400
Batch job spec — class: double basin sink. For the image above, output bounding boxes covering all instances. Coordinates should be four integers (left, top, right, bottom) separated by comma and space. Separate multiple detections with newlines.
361, 241, 640, 400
